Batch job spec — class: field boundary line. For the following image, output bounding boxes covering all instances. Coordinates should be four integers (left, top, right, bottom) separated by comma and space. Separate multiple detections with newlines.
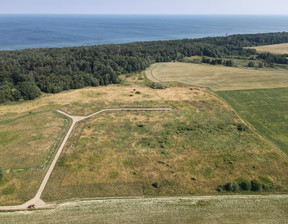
214, 92, 288, 162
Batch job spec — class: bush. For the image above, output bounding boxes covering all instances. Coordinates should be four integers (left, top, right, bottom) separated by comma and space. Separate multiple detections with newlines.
251, 179, 262, 191
248, 61, 255, 67
258, 62, 265, 68
224, 182, 240, 192
237, 178, 251, 191
216, 185, 225, 192
152, 182, 161, 188
150, 82, 168, 89
0, 167, 3, 182
236, 123, 249, 132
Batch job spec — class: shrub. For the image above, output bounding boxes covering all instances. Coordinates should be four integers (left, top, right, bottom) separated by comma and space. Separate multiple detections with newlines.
259, 176, 274, 191
0, 167, 3, 182
248, 61, 255, 67
217, 185, 225, 192
224, 182, 240, 192
150, 82, 167, 89
237, 178, 251, 191
258, 62, 265, 68
236, 123, 249, 132
152, 182, 161, 188
251, 179, 262, 191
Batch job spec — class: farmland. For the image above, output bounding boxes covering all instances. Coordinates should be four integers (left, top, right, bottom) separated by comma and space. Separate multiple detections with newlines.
247, 43, 288, 54
217, 88, 288, 156
146, 62, 288, 91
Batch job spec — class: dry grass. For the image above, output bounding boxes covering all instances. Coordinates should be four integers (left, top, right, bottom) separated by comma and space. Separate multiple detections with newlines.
42, 87, 288, 202
0, 111, 66, 169
247, 43, 288, 54
0, 111, 69, 206
146, 62, 288, 91
0, 84, 206, 117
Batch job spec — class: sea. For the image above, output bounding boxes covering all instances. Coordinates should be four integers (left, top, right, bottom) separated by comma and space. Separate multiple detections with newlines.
0, 14, 288, 51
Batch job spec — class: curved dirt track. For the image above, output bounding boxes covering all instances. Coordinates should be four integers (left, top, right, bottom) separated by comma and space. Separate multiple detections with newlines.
0, 107, 171, 211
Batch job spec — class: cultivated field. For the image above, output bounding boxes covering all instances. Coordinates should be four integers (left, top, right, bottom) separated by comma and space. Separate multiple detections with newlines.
1, 195, 288, 224
146, 62, 288, 91
247, 43, 288, 54
42, 86, 288, 202
218, 88, 288, 156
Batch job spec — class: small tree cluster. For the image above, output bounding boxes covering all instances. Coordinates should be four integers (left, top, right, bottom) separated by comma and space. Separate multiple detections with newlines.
202, 57, 223, 65
217, 177, 274, 193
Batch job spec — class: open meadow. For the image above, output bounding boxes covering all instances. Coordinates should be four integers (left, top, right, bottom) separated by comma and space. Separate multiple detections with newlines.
0, 111, 69, 206
41, 83, 288, 202
247, 43, 288, 54
0, 69, 287, 217
146, 62, 288, 91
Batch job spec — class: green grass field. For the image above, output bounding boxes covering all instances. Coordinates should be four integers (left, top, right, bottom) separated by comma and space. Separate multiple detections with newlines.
1, 195, 288, 224
217, 88, 288, 156
146, 62, 288, 91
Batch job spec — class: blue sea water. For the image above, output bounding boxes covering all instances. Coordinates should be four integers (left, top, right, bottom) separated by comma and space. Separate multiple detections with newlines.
0, 15, 288, 50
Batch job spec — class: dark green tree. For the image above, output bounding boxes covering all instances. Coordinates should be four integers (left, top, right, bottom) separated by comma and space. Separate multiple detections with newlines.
17, 81, 41, 100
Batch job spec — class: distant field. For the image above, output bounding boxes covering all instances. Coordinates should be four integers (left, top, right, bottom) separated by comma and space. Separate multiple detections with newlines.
1, 195, 288, 224
146, 62, 288, 91
42, 87, 288, 202
217, 88, 288, 156
247, 43, 288, 54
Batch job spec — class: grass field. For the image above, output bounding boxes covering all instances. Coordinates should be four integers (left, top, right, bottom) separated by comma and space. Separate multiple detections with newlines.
1, 71, 288, 210
247, 43, 288, 54
217, 88, 288, 156
0, 111, 68, 169
0, 111, 69, 206
1, 195, 288, 224
146, 62, 288, 91
42, 86, 288, 202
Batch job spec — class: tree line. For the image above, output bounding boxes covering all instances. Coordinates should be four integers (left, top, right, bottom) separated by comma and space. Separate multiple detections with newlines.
0, 32, 288, 103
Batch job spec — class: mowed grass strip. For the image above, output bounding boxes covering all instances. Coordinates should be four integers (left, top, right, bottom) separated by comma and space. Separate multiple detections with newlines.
247, 43, 288, 54
217, 88, 288, 156
146, 62, 288, 91
1, 196, 288, 224
42, 87, 288, 202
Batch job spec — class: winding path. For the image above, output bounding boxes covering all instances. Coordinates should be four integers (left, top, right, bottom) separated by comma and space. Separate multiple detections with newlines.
0, 107, 171, 211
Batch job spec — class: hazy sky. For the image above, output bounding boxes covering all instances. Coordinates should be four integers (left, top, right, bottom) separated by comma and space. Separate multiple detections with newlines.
0, 0, 287, 15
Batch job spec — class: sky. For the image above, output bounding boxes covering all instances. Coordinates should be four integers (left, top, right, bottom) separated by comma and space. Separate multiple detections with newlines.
0, 0, 287, 15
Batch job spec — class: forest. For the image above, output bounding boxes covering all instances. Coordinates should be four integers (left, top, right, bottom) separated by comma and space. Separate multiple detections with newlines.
0, 32, 288, 103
